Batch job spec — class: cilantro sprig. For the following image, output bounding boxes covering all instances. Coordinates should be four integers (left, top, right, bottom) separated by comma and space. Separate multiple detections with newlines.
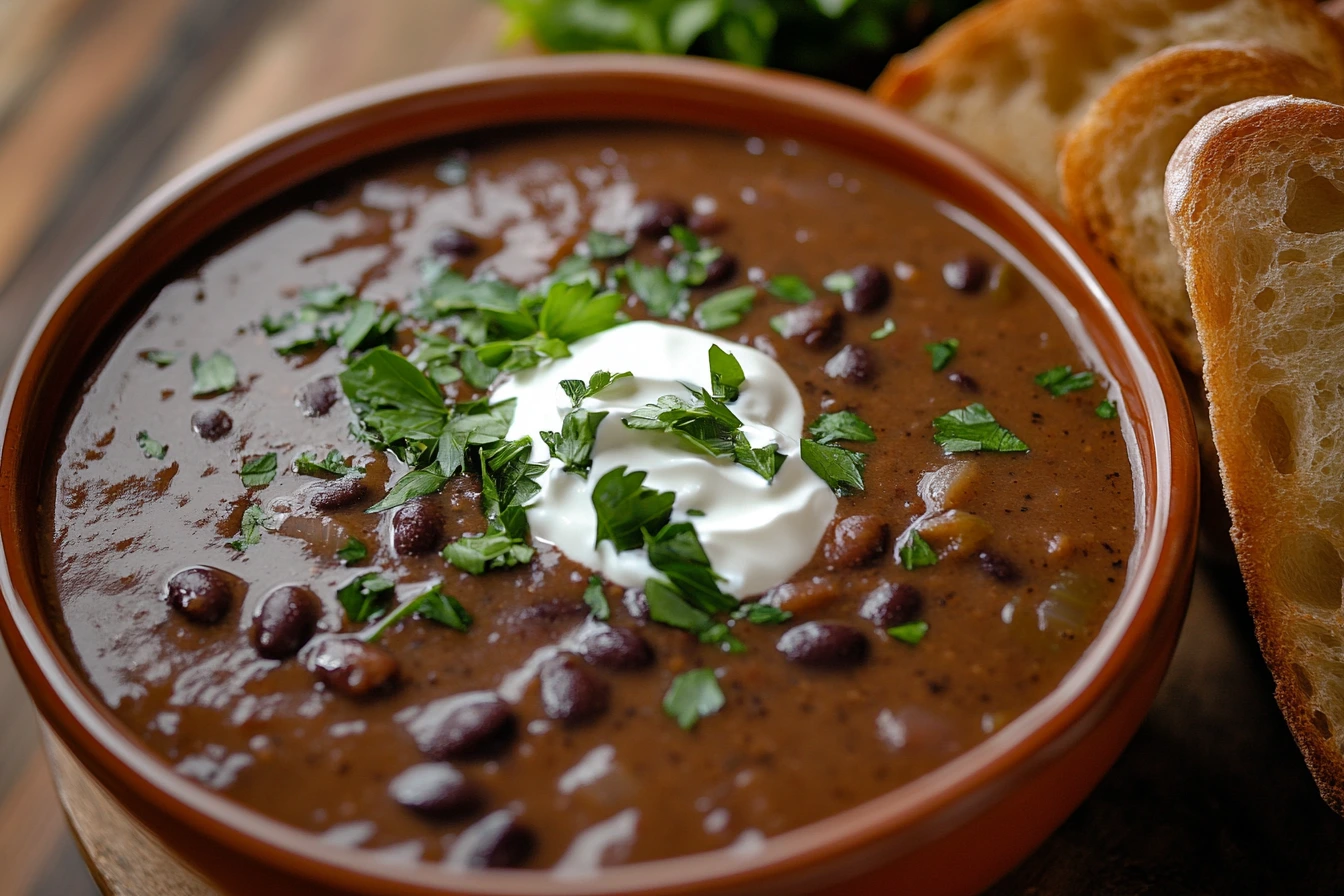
932, 404, 1029, 454
361, 583, 471, 641
1035, 365, 1095, 397
663, 668, 725, 730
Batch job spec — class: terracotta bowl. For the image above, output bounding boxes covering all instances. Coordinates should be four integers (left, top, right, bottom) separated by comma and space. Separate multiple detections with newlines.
0, 56, 1198, 896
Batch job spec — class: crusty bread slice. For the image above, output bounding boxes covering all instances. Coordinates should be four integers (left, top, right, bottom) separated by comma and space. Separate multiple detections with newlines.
1167, 95, 1344, 813
1060, 43, 1344, 374
872, 0, 1344, 205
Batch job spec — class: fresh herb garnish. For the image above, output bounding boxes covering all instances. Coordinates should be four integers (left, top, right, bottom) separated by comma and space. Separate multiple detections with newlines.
732, 432, 787, 482
560, 370, 632, 407
809, 411, 876, 444
888, 620, 930, 645
663, 668, 725, 731
644, 579, 744, 652
442, 437, 545, 574
190, 351, 237, 396
583, 575, 610, 621
337, 572, 396, 624
870, 318, 896, 340
362, 583, 471, 641
337, 537, 368, 565
799, 439, 866, 496
141, 350, 176, 367
822, 270, 856, 293
708, 344, 744, 402
443, 530, 536, 575
238, 452, 278, 487
293, 449, 363, 478
1096, 399, 1118, 420
732, 603, 793, 624
1035, 365, 1096, 397
665, 226, 723, 287
899, 531, 939, 570
765, 274, 814, 303
625, 258, 689, 318
625, 392, 739, 458
368, 469, 449, 514
932, 403, 1029, 454
646, 522, 736, 613
592, 466, 675, 552
925, 338, 960, 372
585, 230, 632, 260
694, 286, 755, 331
540, 408, 608, 478
226, 504, 271, 551
471, 280, 627, 375
262, 286, 399, 356
136, 431, 167, 460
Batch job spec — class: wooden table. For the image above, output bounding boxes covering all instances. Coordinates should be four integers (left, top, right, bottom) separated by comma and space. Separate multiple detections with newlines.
0, 2, 1339, 893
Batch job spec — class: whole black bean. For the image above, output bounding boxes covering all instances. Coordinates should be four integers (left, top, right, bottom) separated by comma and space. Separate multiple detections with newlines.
859, 582, 924, 628
842, 264, 890, 313
165, 566, 238, 624
507, 598, 589, 627
823, 514, 888, 569
307, 637, 399, 697
388, 763, 482, 818
295, 376, 339, 417
978, 550, 1021, 583
771, 301, 840, 349
391, 499, 443, 555
448, 810, 536, 869
700, 252, 738, 288
823, 345, 872, 383
575, 626, 653, 671
947, 371, 980, 393
633, 198, 688, 239
191, 408, 232, 441
777, 621, 869, 668
431, 227, 479, 257
943, 255, 990, 293
539, 654, 610, 723
408, 692, 516, 760
251, 584, 321, 659
308, 477, 368, 511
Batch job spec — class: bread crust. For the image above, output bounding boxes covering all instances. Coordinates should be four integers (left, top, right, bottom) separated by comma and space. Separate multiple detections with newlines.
1166, 96, 1344, 814
1060, 42, 1343, 374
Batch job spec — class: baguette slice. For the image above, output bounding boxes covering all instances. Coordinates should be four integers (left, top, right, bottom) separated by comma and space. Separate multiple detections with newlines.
1061, 42, 1344, 374
872, 0, 1344, 205
1167, 96, 1344, 813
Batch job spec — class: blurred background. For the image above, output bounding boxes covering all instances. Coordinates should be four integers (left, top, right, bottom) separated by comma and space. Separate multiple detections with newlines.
0, 1, 1341, 894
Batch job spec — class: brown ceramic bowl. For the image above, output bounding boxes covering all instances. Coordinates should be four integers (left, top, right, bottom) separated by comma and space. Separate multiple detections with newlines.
0, 56, 1197, 896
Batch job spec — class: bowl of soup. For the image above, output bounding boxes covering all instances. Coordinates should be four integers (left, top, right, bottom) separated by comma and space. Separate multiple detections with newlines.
0, 55, 1197, 895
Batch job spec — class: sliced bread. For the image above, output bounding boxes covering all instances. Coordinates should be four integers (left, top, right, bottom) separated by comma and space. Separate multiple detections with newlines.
1166, 95, 1344, 812
1060, 42, 1344, 374
871, 0, 1344, 205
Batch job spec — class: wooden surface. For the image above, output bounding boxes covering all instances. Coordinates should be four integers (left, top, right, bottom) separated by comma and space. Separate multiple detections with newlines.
0, 1, 1339, 893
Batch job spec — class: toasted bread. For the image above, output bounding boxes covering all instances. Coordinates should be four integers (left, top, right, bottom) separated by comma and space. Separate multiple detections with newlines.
1060, 43, 1343, 373
872, 0, 1344, 205
1166, 95, 1344, 813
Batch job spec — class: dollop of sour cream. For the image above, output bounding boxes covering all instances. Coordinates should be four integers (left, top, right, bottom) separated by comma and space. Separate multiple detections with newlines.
491, 320, 837, 597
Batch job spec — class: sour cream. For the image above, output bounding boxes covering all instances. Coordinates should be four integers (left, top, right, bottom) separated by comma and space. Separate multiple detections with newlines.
491, 320, 837, 597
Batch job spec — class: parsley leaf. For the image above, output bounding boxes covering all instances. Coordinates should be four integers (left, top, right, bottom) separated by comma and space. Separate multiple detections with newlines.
336, 537, 368, 565
870, 318, 896, 340
694, 286, 755, 331
1096, 399, 1118, 419
293, 449, 362, 478
141, 350, 176, 367
368, 469, 448, 514
592, 467, 675, 552
337, 572, 396, 623
799, 439, 866, 496
663, 668, 725, 730
560, 370, 632, 407
666, 227, 723, 286
190, 351, 237, 396
340, 345, 448, 464
809, 411, 876, 444
136, 431, 167, 460
583, 575, 610, 621
932, 403, 1029, 454
732, 602, 793, 624
732, 432, 787, 483
226, 504, 271, 551
625, 258, 689, 318
822, 270, 856, 293
765, 274, 814, 303
708, 345, 745, 402
362, 583, 472, 642
899, 531, 938, 570
541, 408, 607, 478
646, 522, 736, 614
442, 530, 535, 575
585, 230, 632, 260
624, 393, 738, 458
925, 338, 960, 372
472, 281, 625, 375
888, 620, 929, 645
1035, 365, 1095, 397
238, 452, 278, 487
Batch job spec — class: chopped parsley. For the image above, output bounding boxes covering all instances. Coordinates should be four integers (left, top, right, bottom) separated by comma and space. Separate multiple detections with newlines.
442, 437, 545, 574
663, 668, 725, 730
471, 280, 626, 374
644, 578, 743, 653
732, 432, 786, 481
732, 603, 793, 625
540, 408, 608, 478
560, 370, 631, 407
888, 620, 930, 645
765, 274, 814, 303
708, 344, 744, 402
591, 466, 675, 552
799, 439, 866, 496
694, 286, 755, 331
624, 258, 689, 318
809, 411, 876, 444
368, 469, 448, 514
238, 452, 278, 487
899, 531, 939, 570
932, 403, 1029, 454
584, 230, 631, 260
443, 530, 535, 575
336, 537, 368, 565
1096, 399, 1118, 420
140, 350, 176, 367
136, 431, 167, 460
625, 392, 740, 458
646, 522, 736, 613
870, 318, 896, 340
261, 285, 398, 356
293, 449, 363, 478
362, 583, 471, 642
190, 351, 237, 396
583, 575, 610, 621
1035, 365, 1096, 397
226, 504, 271, 551
665, 226, 724, 287
822, 270, 856, 293
925, 338, 960, 372
337, 572, 396, 623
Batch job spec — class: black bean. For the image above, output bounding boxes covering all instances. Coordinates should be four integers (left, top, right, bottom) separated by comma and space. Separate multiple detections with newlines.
777, 621, 869, 668
700, 252, 738, 288
575, 626, 653, 671
539, 654, 610, 723
977, 550, 1021, 583
771, 301, 840, 349
842, 264, 890, 313
947, 371, 980, 392
688, 210, 726, 235
431, 227, 479, 257
391, 500, 443, 555
408, 692, 516, 760
307, 637, 399, 697
823, 514, 888, 568
295, 376, 339, 417
859, 582, 923, 628
251, 585, 321, 659
943, 255, 990, 293
308, 477, 368, 511
449, 810, 536, 869
191, 408, 232, 441
388, 763, 482, 818
634, 198, 688, 239
823, 345, 872, 383
165, 566, 238, 624
507, 598, 589, 626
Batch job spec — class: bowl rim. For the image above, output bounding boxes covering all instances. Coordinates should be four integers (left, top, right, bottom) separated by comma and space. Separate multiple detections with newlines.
0, 54, 1199, 894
